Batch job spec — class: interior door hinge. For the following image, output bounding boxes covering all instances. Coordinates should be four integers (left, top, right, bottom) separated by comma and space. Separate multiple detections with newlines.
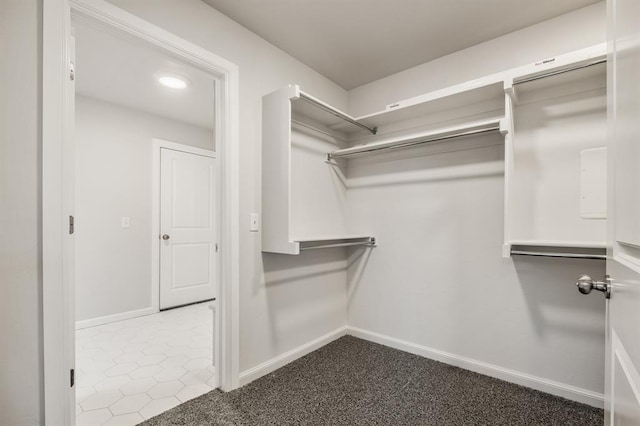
215, 243, 219, 252
69, 62, 75, 81
69, 215, 74, 235
70, 369, 75, 387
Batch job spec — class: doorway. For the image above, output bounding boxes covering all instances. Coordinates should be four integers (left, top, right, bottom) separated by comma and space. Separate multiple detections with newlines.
71, 16, 220, 424
42, 1, 240, 424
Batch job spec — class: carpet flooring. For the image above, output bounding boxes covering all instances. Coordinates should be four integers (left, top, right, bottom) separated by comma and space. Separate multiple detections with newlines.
142, 336, 603, 425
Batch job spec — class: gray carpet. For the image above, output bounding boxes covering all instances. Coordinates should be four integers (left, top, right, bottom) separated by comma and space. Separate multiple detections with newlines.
142, 336, 603, 425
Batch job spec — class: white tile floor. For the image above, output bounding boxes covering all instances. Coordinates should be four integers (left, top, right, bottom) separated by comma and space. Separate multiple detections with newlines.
76, 302, 215, 425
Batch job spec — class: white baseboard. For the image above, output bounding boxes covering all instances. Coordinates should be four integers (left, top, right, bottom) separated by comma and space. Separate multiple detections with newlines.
239, 326, 348, 386
347, 326, 604, 409
75, 306, 158, 329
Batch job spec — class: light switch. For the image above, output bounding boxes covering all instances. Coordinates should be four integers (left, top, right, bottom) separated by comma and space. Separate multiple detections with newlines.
249, 213, 259, 232
121, 216, 130, 228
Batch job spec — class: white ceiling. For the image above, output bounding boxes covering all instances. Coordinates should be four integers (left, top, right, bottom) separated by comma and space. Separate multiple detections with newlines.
203, 0, 600, 89
74, 21, 215, 129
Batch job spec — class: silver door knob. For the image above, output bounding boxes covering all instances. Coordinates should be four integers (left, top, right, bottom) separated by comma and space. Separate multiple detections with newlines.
162, 234, 170, 240
576, 274, 611, 299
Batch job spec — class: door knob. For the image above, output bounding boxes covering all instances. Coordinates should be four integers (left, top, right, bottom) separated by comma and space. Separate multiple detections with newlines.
576, 274, 611, 299
162, 234, 170, 240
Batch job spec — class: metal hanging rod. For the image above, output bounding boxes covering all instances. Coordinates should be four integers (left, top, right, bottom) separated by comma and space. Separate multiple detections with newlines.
327, 125, 501, 160
513, 58, 606, 86
511, 250, 606, 260
298, 92, 378, 135
299, 238, 376, 251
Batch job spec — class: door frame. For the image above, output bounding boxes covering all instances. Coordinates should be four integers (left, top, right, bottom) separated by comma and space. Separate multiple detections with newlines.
42, 0, 241, 424
151, 139, 217, 312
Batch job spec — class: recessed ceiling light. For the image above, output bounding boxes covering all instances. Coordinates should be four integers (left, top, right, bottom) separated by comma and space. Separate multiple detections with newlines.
157, 74, 189, 89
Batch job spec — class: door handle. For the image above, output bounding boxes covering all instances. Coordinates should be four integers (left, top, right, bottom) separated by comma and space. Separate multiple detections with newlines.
576, 274, 612, 299
162, 234, 170, 241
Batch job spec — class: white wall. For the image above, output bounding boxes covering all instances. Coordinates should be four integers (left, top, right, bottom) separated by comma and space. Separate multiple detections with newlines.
74, 96, 213, 322
0, 0, 44, 424
105, 0, 350, 372
348, 2, 607, 116
345, 140, 607, 396
344, 2, 607, 398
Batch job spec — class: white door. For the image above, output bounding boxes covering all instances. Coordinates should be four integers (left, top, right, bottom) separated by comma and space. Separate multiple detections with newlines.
160, 148, 216, 309
602, 0, 640, 423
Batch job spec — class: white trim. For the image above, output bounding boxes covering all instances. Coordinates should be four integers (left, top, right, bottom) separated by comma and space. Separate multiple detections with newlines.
236, 325, 604, 408
347, 326, 604, 409
151, 139, 216, 313
151, 143, 161, 315
43, 1, 73, 424
239, 327, 348, 386
75, 307, 157, 330
43, 1, 240, 424
153, 138, 217, 159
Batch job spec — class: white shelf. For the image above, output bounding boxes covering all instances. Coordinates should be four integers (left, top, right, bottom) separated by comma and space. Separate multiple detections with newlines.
262, 44, 608, 259
295, 235, 376, 252
510, 44, 606, 84
507, 240, 606, 260
262, 85, 376, 255
509, 61, 606, 106
356, 80, 504, 131
507, 240, 606, 249
504, 43, 606, 105
328, 117, 505, 160
292, 89, 376, 136
293, 234, 374, 242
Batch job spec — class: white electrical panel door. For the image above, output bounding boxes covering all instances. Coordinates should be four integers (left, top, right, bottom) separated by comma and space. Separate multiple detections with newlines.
160, 148, 216, 309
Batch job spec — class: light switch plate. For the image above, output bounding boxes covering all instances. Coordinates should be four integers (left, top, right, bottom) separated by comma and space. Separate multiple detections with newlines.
121, 216, 130, 228
249, 213, 259, 232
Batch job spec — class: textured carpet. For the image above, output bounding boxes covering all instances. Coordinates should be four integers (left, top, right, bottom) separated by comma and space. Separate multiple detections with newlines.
142, 336, 603, 426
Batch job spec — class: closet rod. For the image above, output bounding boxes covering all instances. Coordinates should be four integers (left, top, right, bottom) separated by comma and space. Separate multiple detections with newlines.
327, 125, 500, 160
511, 250, 606, 260
300, 239, 376, 251
513, 58, 606, 86
298, 92, 378, 135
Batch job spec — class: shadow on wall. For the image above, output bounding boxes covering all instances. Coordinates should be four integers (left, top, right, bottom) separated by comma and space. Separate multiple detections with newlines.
261, 249, 348, 288
346, 133, 505, 189
512, 255, 606, 339
258, 249, 349, 352
346, 247, 373, 309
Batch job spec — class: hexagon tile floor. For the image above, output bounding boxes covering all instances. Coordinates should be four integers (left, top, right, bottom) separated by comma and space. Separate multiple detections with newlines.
75, 302, 215, 425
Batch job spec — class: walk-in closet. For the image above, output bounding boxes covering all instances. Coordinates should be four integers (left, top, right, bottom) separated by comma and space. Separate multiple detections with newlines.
7, 1, 640, 425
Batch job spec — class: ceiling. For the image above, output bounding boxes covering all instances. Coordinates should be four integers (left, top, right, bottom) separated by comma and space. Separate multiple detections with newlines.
202, 0, 600, 90
74, 21, 215, 129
